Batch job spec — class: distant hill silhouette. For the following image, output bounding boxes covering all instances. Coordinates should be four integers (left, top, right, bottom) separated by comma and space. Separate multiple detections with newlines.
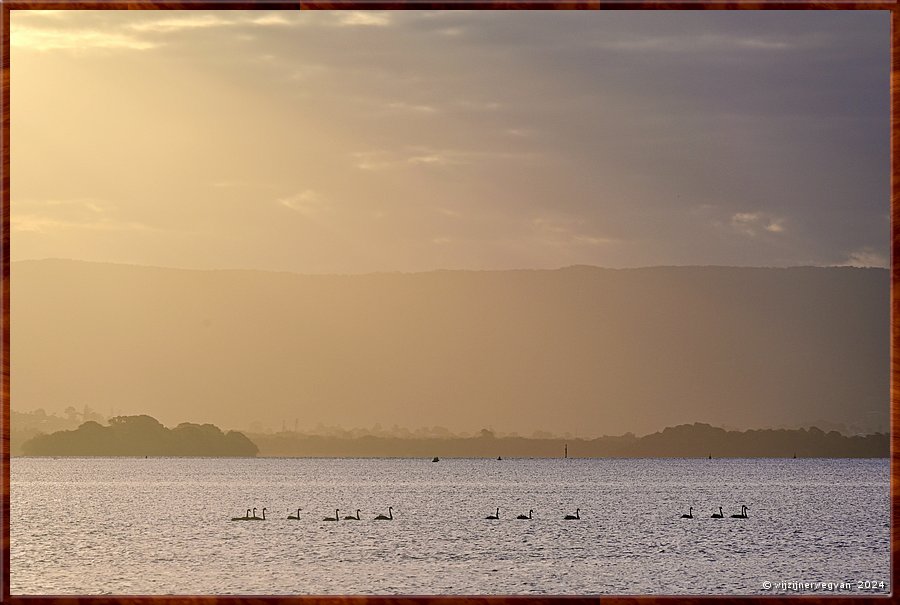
12, 260, 888, 436
21, 415, 259, 457
11, 407, 107, 456
247, 423, 887, 458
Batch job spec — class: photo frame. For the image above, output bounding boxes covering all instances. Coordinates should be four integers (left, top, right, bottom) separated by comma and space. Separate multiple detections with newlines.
1, 1, 896, 602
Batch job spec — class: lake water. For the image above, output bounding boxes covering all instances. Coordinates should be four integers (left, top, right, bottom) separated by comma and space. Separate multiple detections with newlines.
11, 457, 891, 595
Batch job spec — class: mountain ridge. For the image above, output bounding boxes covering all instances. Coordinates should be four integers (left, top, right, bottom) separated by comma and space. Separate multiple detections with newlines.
12, 258, 888, 437
11, 257, 885, 276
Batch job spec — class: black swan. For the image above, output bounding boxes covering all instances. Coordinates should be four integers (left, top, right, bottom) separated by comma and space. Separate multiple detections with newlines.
730, 505, 749, 519
374, 507, 393, 520
249, 507, 266, 521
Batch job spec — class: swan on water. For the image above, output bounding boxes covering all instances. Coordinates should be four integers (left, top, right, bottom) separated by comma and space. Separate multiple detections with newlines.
231, 508, 252, 521
730, 505, 749, 519
564, 508, 580, 520
486, 507, 500, 520
711, 507, 724, 518
517, 510, 533, 520
323, 509, 340, 521
343, 509, 361, 520
250, 507, 266, 521
374, 507, 393, 520
287, 508, 301, 520
681, 507, 693, 519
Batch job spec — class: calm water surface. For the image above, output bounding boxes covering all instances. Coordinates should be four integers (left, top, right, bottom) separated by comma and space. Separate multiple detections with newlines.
11, 457, 890, 595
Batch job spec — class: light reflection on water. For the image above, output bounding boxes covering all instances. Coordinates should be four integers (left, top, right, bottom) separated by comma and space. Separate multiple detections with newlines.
11, 457, 890, 595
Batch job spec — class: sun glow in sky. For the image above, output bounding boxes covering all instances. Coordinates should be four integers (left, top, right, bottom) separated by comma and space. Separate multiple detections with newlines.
11, 9, 889, 273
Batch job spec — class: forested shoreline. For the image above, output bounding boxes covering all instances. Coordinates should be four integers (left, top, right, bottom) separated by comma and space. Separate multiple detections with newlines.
247, 423, 887, 458
17, 417, 887, 458
21, 415, 259, 457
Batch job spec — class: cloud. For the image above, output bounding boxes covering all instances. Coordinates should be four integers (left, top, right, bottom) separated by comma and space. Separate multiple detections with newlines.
288, 64, 327, 81
737, 38, 794, 51
129, 14, 235, 33
12, 199, 153, 233
12, 10, 68, 20
439, 27, 465, 37
593, 33, 802, 54
12, 11, 302, 52
277, 190, 327, 216
352, 149, 457, 171
12, 11, 294, 52
571, 234, 616, 246
11, 26, 157, 51
407, 153, 460, 167
729, 212, 786, 237
837, 247, 888, 268
352, 147, 539, 171
387, 101, 439, 114
352, 151, 394, 171
353, 149, 464, 170
130, 12, 297, 34
531, 217, 616, 247
337, 12, 392, 27
456, 100, 502, 111
382, 99, 501, 116
249, 14, 293, 27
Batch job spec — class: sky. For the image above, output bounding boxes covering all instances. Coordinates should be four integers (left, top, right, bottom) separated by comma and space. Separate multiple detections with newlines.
11, 10, 890, 273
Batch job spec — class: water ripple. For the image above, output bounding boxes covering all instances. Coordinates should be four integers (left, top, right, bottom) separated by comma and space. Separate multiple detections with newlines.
11, 457, 890, 595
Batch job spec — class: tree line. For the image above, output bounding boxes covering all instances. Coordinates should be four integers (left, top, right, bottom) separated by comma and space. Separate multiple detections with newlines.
18, 418, 886, 458
247, 423, 887, 458
21, 414, 259, 457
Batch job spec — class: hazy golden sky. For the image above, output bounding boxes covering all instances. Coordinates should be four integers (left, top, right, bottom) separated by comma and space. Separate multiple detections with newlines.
11, 10, 889, 273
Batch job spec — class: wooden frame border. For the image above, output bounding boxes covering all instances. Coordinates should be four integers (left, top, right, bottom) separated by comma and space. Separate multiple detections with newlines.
0, 2, 895, 603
